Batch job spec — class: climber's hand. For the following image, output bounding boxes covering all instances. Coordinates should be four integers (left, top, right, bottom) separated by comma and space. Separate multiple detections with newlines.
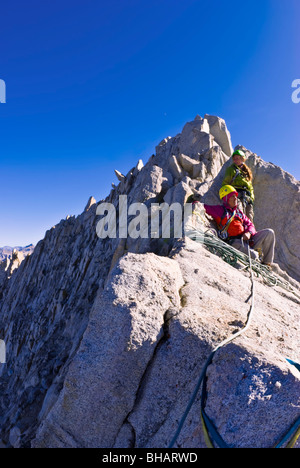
242, 232, 252, 242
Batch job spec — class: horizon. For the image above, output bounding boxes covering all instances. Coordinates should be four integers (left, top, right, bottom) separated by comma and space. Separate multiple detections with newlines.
0, 0, 299, 247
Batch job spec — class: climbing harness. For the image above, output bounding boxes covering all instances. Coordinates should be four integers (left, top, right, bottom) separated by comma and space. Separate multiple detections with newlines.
230, 166, 240, 186
237, 188, 252, 213
217, 207, 245, 241
217, 208, 237, 240
168, 226, 300, 448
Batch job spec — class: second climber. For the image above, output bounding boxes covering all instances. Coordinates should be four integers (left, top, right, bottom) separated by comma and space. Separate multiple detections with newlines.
222, 149, 254, 220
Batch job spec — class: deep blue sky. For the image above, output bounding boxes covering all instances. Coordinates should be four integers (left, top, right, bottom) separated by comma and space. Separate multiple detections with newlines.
0, 0, 299, 246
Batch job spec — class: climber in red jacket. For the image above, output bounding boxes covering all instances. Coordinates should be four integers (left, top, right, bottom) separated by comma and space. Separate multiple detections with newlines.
204, 185, 275, 266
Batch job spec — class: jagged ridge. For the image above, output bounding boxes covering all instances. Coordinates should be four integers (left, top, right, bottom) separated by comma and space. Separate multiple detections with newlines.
0, 115, 299, 448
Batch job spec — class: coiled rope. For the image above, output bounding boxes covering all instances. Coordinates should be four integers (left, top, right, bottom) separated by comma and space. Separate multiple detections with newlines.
168, 228, 300, 448
186, 226, 300, 300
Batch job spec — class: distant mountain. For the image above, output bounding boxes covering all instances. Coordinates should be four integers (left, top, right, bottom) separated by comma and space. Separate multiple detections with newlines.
0, 244, 34, 262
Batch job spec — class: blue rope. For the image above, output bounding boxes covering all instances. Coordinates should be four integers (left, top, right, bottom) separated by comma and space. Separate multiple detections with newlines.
274, 416, 300, 448
286, 358, 300, 373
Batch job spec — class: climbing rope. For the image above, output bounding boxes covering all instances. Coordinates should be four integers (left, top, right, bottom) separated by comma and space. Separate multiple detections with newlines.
168, 234, 300, 448
168, 242, 255, 448
185, 225, 300, 301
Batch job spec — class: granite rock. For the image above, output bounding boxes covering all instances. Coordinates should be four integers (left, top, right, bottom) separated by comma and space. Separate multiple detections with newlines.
0, 115, 299, 448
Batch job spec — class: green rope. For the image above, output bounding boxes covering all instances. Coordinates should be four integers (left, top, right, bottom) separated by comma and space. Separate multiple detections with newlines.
185, 226, 300, 300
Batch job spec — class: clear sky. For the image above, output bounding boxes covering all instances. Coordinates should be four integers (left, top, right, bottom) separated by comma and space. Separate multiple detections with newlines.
0, 0, 299, 246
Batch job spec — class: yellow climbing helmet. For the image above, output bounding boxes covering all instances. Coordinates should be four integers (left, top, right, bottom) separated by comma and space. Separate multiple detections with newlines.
219, 185, 238, 200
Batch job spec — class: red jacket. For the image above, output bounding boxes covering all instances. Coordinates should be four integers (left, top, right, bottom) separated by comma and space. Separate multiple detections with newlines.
204, 203, 256, 238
